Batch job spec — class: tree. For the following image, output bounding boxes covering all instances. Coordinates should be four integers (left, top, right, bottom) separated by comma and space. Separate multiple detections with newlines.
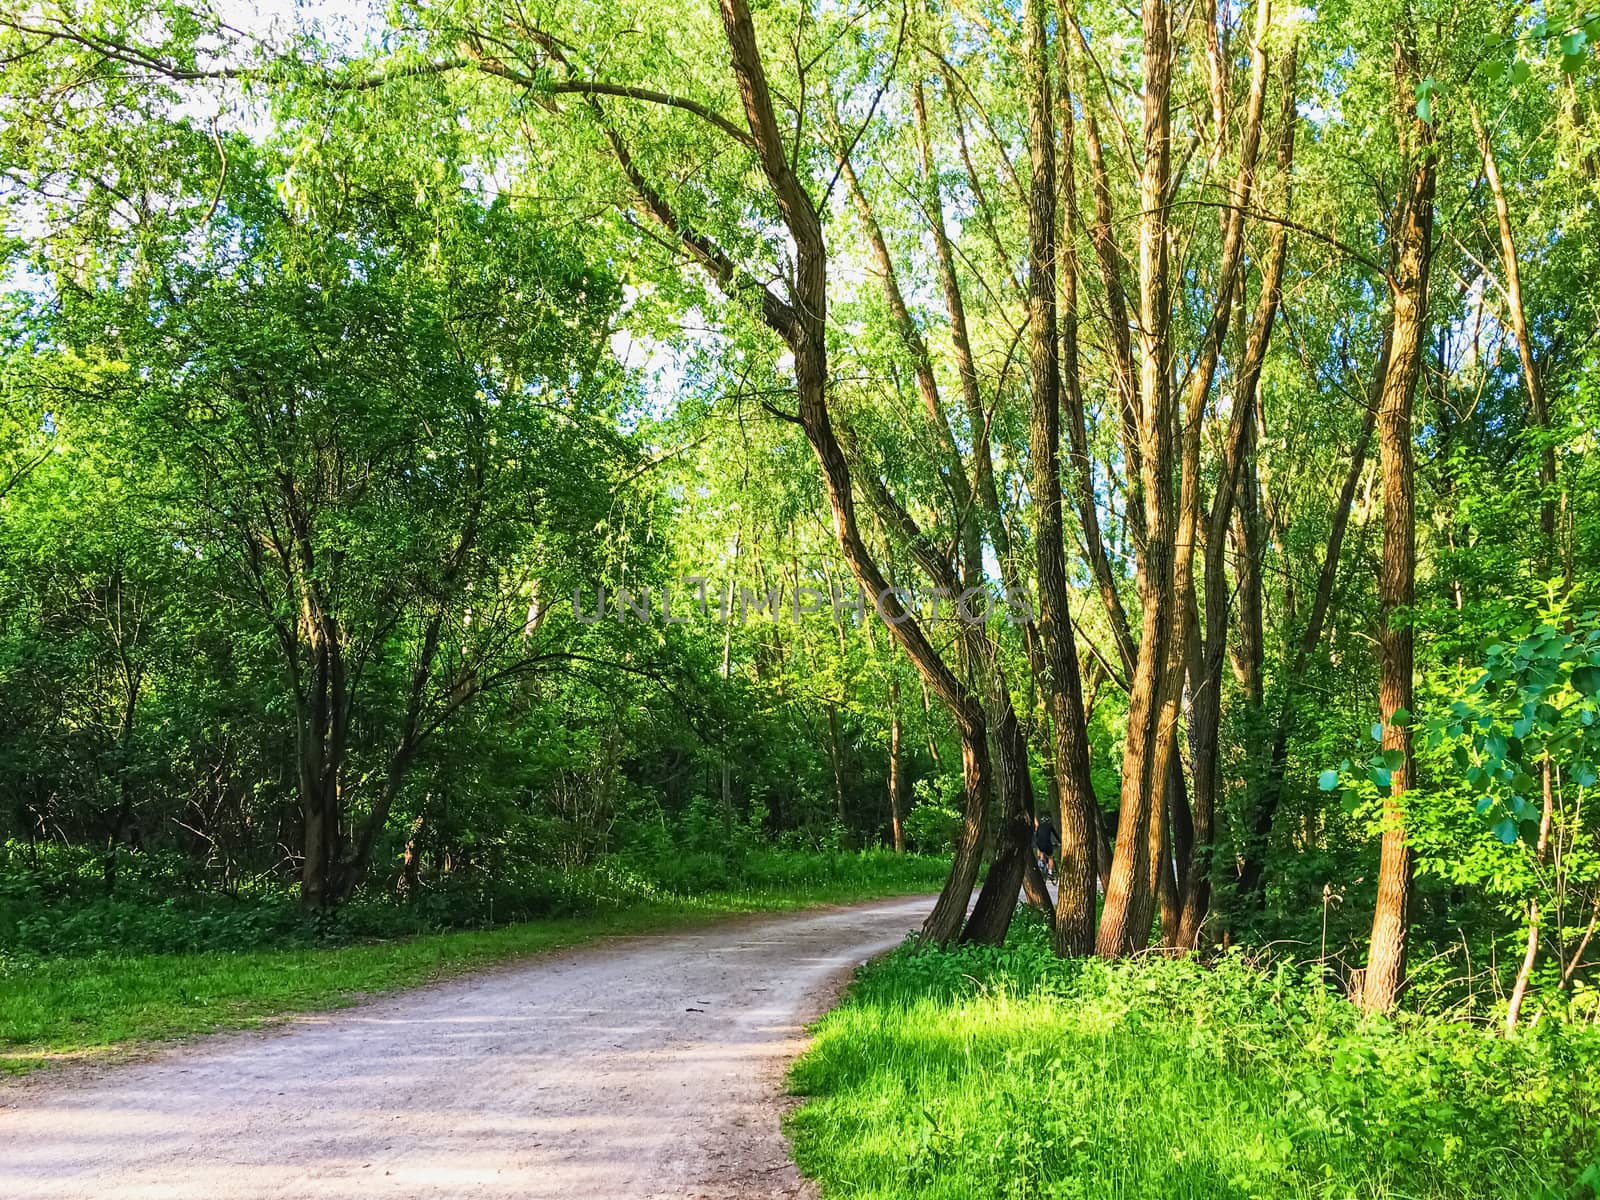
1360, 12, 1438, 1014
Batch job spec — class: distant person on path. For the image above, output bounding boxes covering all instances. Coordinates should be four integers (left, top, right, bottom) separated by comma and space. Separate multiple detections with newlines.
1034, 815, 1058, 881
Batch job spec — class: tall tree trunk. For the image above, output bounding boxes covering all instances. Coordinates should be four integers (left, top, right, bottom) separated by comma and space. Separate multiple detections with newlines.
1020, 0, 1099, 956
1237, 358, 1379, 912
836, 56, 1040, 945
1148, 0, 1276, 948
1098, 0, 1177, 958
888, 672, 906, 852
826, 702, 848, 837
713, 0, 993, 943
573, 0, 978, 923
1470, 104, 1557, 545
1178, 30, 1297, 948
1361, 24, 1435, 1014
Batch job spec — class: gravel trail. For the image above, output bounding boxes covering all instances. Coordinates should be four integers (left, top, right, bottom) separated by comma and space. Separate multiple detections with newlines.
0, 895, 932, 1200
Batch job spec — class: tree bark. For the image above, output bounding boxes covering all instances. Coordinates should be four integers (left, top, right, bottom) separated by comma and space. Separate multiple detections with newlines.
1097, 0, 1176, 959
826, 702, 848, 836
963, 697, 1038, 944
888, 671, 906, 852
1177, 28, 1296, 949
1360, 23, 1435, 1014
713, 0, 995, 943
1018, 0, 1099, 956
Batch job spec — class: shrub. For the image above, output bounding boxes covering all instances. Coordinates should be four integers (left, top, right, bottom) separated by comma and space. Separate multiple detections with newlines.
904, 776, 963, 853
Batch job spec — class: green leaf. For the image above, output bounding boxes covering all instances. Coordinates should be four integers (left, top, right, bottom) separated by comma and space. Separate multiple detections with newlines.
1371, 722, 1384, 743
1318, 768, 1341, 792
1390, 705, 1413, 727
1381, 748, 1405, 771
1572, 665, 1600, 696
1491, 818, 1518, 844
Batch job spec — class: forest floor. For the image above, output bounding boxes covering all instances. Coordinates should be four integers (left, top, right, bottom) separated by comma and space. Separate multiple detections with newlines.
0, 894, 932, 1200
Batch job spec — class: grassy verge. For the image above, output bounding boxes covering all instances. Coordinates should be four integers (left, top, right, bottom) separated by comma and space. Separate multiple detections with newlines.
0, 853, 946, 1077
787, 913, 1600, 1200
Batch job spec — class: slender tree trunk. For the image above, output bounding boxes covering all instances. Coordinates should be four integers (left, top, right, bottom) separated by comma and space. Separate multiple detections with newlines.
826, 702, 848, 837
1178, 31, 1297, 948
1145, 0, 1276, 949
1361, 24, 1435, 1014
398, 812, 425, 901
1232, 438, 1267, 707
1470, 104, 1556, 545
714, 0, 993, 944
1019, 0, 1098, 955
888, 672, 906, 852
1097, 0, 1176, 959
1507, 759, 1556, 1031
720, 535, 740, 836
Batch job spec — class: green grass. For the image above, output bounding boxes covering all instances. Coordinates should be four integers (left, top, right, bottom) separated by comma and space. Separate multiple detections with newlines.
0, 855, 947, 1076
787, 914, 1600, 1200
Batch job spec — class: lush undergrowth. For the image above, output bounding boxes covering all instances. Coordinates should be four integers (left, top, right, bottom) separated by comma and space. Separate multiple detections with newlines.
788, 913, 1600, 1200
0, 840, 949, 958
0, 846, 948, 1075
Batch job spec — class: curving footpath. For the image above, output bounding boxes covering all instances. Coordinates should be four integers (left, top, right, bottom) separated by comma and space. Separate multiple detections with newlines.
0, 895, 932, 1200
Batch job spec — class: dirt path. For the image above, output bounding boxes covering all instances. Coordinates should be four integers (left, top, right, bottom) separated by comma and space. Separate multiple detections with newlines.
0, 895, 932, 1200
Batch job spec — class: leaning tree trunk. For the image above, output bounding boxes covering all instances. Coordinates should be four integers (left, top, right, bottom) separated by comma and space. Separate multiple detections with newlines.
1361, 24, 1435, 1014
713, 0, 998, 944
963, 696, 1039, 944
923, 718, 993, 942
